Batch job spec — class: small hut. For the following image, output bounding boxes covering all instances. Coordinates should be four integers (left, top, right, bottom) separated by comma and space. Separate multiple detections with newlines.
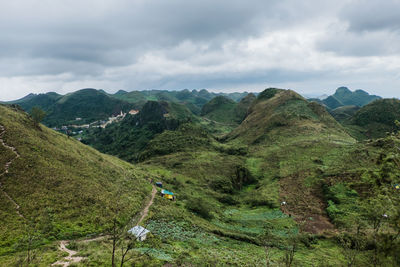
128, 226, 150, 241
155, 182, 163, 188
161, 189, 175, 200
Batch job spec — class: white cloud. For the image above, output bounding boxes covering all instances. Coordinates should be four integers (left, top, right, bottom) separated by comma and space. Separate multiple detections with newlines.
0, 0, 399, 101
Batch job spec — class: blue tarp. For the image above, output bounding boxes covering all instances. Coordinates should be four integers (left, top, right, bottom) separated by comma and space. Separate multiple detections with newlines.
161, 189, 174, 195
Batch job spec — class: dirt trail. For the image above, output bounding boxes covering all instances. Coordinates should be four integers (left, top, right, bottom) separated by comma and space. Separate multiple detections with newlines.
51, 241, 85, 267
53, 184, 157, 266
137, 185, 157, 225
0, 125, 24, 219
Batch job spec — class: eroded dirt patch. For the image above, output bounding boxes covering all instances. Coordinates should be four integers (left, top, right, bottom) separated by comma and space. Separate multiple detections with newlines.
279, 172, 335, 234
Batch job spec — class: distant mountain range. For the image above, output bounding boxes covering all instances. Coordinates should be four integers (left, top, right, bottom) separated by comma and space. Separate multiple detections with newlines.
4, 88, 252, 127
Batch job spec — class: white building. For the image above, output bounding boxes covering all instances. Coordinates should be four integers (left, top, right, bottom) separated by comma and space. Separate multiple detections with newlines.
127, 226, 150, 241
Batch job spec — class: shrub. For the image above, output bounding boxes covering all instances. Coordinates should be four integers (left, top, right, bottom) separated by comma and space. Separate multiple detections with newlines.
257, 88, 281, 101
186, 198, 214, 219
217, 194, 239, 205
30, 106, 46, 126
326, 200, 342, 223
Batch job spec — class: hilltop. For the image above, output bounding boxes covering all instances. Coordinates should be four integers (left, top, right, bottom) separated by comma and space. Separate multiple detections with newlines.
201, 96, 238, 124
43, 89, 135, 127
227, 88, 351, 145
344, 98, 400, 139
0, 104, 150, 260
6, 92, 62, 113
309, 87, 381, 110
333, 87, 381, 106
200, 94, 256, 125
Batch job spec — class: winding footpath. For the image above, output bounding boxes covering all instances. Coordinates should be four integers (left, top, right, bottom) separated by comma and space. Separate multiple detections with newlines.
0, 125, 24, 219
52, 184, 157, 266
137, 185, 157, 225
51, 241, 85, 267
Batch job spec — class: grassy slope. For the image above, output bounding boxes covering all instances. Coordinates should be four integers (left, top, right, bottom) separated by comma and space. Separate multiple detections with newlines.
347, 98, 400, 139
82, 89, 358, 265
201, 96, 238, 125
65, 89, 399, 265
224, 89, 355, 232
0, 105, 151, 262
74, 89, 400, 266
330, 105, 360, 122
227, 89, 352, 145
234, 93, 256, 122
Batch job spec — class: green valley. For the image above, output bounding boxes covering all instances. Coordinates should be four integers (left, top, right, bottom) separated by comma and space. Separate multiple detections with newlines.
1, 87, 400, 266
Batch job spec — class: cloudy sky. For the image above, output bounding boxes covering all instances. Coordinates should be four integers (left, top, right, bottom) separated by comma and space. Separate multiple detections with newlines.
1, 0, 400, 101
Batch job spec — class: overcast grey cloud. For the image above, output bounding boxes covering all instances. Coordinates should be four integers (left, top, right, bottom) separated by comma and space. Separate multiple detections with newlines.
0, 0, 399, 101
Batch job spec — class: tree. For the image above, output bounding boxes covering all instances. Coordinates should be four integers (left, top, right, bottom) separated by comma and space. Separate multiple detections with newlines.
30, 107, 46, 126
105, 188, 140, 267
282, 241, 297, 267
259, 226, 276, 267
395, 120, 400, 134
339, 227, 365, 267
279, 232, 298, 267
364, 195, 394, 266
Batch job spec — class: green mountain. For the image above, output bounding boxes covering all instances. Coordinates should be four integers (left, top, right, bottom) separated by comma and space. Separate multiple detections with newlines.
111, 89, 250, 115
7, 92, 62, 113
111, 89, 210, 114
310, 87, 381, 110
233, 93, 256, 122
347, 98, 400, 139
82, 101, 195, 162
0, 104, 150, 259
309, 87, 381, 109
114, 89, 128, 96
227, 88, 350, 145
201, 96, 238, 124
322, 95, 344, 109
200, 93, 256, 126
44, 89, 135, 127
333, 87, 381, 106
7, 89, 136, 127
330, 105, 361, 122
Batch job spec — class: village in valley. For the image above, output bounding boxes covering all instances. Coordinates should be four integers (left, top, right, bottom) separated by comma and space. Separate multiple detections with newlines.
53, 109, 140, 140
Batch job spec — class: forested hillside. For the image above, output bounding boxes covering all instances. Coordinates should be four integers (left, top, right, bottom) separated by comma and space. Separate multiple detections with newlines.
1, 88, 400, 266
